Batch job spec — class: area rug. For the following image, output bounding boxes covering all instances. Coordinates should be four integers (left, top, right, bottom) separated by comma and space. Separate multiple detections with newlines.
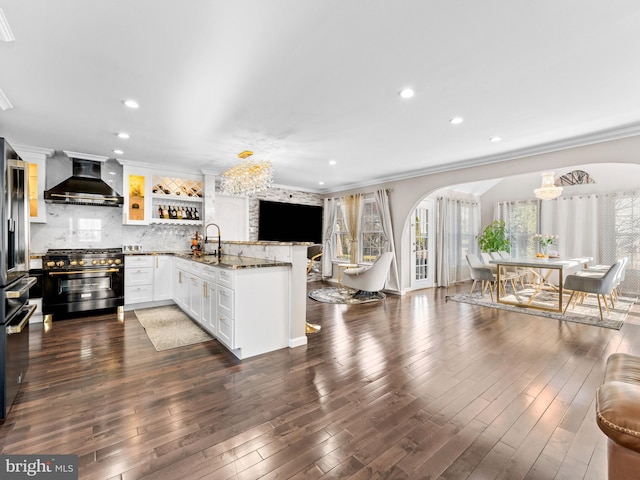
446, 289, 636, 330
309, 287, 386, 304
134, 305, 213, 351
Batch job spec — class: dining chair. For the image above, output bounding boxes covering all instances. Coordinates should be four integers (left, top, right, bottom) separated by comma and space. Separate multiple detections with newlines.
563, 259, 625, 321
581, 257, 628, 307
466, 254, 497, 301
490, 251, 526, 292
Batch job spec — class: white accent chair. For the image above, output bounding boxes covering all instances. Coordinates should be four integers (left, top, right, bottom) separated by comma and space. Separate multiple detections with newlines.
341, 252, 394, 294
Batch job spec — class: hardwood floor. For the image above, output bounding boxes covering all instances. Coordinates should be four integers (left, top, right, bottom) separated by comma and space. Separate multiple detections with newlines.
2, 281, 639, 479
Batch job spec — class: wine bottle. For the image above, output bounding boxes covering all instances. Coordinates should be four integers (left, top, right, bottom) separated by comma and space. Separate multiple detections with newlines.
162, 205, 169, 219
177, 207, 183, 220
157, 205, 163, 218
194, 207, 200, 220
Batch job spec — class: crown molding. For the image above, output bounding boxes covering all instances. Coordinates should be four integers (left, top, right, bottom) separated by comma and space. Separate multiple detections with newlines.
14, 144, 55, 159
323, 120, 640, 194
117, 158, 202, 177
63, 150, 109, 162
0, 9, 15, 42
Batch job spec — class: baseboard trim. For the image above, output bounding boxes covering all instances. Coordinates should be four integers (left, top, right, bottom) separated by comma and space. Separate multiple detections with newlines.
289, 335, 308, 348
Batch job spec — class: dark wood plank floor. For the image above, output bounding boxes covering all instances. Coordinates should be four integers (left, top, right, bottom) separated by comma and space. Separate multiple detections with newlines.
2, 281, 639, 479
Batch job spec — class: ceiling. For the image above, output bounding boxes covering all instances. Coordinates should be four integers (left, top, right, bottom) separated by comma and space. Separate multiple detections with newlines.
2, 1, 640, 193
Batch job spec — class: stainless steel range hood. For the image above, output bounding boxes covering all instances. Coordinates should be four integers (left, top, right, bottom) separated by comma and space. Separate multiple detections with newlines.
44, 155, 123, 207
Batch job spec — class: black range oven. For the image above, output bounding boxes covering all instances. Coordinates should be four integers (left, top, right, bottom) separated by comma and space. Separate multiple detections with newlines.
42, 248, 124, 321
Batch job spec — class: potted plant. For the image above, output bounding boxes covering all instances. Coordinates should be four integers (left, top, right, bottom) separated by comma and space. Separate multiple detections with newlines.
477, 220, 511, 253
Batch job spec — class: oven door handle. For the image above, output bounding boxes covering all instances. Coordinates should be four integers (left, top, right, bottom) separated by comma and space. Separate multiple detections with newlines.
48, 268, 122, 275
7, 304, 37, 335
4, 276, 37, 299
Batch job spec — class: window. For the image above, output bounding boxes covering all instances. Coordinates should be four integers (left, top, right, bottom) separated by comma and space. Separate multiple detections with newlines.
361, 200, 385, 262
334, 206, 349, 261
509, 202, 538, 257
333, 196, 386, 263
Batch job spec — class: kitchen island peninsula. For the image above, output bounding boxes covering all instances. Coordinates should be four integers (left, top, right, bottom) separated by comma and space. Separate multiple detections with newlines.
125, 241, 310, 359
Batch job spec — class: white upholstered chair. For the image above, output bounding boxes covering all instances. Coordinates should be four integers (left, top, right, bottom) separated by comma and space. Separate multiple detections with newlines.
341, 252, 394, 294
563, 259, 625, 321
466, 253, 497, 301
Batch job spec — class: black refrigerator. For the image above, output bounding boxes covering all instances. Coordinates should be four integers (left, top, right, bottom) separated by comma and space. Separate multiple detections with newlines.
0, 138, 36, 421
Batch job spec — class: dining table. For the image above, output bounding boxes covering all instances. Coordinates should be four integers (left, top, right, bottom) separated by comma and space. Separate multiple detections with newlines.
489, 256, 593, 313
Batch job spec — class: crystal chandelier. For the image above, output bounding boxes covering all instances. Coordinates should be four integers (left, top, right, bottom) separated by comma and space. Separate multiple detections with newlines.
221, 151, 274, 196
534, 171, 563, 200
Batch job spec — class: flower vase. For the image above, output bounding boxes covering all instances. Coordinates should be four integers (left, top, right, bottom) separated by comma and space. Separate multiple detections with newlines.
537, 243, 548, 258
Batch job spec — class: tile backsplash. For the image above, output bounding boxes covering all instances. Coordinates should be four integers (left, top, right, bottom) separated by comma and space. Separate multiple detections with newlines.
30, 203, 199, 254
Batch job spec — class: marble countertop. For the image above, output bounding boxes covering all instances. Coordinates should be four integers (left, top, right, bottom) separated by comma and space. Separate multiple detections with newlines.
126, 251, 290, 270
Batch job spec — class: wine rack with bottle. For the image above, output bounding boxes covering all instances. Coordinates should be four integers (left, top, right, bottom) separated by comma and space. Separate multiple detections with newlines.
152, 203, 201, 224
150, 175, 203, 225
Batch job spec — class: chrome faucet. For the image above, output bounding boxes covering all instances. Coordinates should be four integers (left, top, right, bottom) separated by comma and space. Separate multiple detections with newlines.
204, 223, 222, 257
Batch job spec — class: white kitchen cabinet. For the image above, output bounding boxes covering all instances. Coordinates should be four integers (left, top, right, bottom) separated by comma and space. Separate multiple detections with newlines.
187, 273, 203, 323
153, 255, 173, 301
120, 162, 203, 226
125, 255, 154, 305
202, 280, 218, 337
171, 257, 290, 359
125, 254, 175, 308
15, 145, 53, 224
173, 259, 190, 310
122, 167, 153, 225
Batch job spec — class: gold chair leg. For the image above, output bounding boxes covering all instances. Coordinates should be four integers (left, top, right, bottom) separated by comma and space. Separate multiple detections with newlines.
306, 323, 321, 334
602, 294, 611, 317
596, 295, 604, 321
470, 280, 477, 296
563, 291, 575, 314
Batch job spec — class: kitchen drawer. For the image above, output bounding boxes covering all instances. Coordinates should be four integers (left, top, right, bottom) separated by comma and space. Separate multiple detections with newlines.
125, 255, 154, 268
125, 284, 153, 304
217, 269, 234, 289
125, 267, 153, 286
217, 285, 234, 318
200, 264, 217, 283
217, 313, 234, 349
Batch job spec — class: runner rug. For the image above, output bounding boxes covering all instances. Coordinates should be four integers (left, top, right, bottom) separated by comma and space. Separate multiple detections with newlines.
135, 305, 212, 351
446, 288, 636, 330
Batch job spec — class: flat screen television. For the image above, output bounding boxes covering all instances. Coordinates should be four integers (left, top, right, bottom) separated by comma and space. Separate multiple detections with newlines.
258, 200, 323, 244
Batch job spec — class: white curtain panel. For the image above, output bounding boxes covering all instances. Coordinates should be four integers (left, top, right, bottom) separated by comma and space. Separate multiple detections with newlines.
322, 197, 338, 278
435, 197, 450, 287
435, 197, 478, 287
374, 188, 400, 291
540, 195, 600, 261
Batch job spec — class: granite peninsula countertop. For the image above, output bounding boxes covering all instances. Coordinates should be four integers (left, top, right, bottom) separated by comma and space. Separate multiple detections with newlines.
125, 251, 290, 270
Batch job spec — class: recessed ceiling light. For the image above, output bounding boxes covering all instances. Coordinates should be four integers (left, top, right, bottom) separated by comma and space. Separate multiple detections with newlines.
490, 136, 503, 143
399, 88, 415, 99
109, 171, 116, 175
0, 9, 16, 42
117, 132, 130, 139
450, 117, 464, 125
328, 160, 336, 166
113, 149, 124, 155
123, 99, 139, 109
318, 181, 324, 186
